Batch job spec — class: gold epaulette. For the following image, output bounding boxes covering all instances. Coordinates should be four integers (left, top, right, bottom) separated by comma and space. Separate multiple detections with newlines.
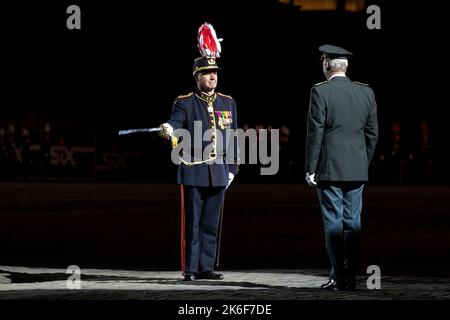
313, 81, 328, 86
353, 81, 369, 86
217, 92, 233, 100
177, 92, 193, 99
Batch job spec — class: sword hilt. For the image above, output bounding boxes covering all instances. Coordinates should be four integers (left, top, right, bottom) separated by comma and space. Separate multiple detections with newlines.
170, 135, 178, 149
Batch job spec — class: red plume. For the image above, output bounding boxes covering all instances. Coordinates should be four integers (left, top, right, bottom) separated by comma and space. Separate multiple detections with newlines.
198, 23, 222, 58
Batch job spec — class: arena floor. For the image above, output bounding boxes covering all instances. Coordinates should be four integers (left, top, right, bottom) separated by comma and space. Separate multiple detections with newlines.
1, 182, 449, 300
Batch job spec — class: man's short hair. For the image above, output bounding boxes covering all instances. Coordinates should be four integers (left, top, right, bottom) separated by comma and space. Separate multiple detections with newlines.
327, 58, 348, 73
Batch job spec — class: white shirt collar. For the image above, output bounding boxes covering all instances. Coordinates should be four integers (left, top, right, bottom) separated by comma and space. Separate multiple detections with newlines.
328, 73, 346, 81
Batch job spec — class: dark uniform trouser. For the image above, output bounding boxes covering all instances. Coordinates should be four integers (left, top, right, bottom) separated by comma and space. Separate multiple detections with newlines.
317, 183, 364, 281
182, 185, 225, 274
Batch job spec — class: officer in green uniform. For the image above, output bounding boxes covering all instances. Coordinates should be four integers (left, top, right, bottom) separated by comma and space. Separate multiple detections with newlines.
305, 44, 378, 290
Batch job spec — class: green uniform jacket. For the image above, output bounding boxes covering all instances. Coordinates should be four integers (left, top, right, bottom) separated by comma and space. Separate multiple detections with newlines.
305, 76, 378, 182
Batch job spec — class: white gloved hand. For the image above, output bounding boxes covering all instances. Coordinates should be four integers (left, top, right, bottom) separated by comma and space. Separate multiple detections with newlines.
159, 123, 174, 139
305, 172, 317, 187
226, 172, 234, 190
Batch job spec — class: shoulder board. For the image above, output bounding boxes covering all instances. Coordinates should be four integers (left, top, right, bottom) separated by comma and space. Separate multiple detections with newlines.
353, 81, 369, 86
313, 81, 328, 87
217, 92, 234, 100
176, 92, 193, 99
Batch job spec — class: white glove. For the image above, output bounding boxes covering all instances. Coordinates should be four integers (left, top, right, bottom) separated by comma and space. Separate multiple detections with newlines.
226, 172, 234, 189
159, 123, 174, 139
305, 172, 317, 187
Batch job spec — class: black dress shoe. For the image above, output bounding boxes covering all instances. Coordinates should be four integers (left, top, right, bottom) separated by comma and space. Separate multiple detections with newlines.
182, 273, 197, 281
321, 278, 345, 291
197, 272, 224, 280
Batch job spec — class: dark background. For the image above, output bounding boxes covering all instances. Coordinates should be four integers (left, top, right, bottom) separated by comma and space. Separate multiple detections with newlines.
1, 0, 447, 184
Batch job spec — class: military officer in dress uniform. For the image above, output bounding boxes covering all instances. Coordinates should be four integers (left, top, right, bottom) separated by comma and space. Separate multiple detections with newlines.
159, 56, 239, 281
305, 44, 378, 290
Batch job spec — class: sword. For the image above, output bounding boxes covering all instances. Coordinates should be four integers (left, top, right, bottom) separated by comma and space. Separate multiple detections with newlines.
118, 127, 162, 136
118, 126, 179, 149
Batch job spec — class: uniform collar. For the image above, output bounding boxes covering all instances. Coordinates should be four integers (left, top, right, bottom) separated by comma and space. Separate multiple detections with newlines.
196, 91, 217, 104
328, 73, 348, 81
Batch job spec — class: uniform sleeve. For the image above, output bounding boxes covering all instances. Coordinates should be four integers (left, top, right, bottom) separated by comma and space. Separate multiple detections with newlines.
365, 89, 378, 164
166, 99, 187, 130
227, 100, 239, 175
305, 86, 326, 174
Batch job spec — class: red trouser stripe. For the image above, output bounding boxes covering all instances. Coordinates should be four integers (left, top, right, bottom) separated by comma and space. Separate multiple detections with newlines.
180, 184, 186, 273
